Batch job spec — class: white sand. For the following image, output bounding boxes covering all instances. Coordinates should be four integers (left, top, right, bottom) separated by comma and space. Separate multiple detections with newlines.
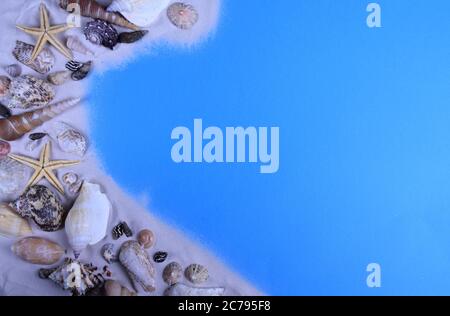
0, 0, 260, 296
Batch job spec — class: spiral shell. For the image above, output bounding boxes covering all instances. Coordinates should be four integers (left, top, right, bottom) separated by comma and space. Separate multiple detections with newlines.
4, 64, 22, 78
185, 264, 209, 284
12, 41, 55, 74
84, 20, 118, 50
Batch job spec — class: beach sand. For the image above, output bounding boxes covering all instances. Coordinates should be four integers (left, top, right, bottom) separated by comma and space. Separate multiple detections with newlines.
0, 0, 260, 296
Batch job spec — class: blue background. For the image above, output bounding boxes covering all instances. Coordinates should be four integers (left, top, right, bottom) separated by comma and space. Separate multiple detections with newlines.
92, 0, 450, 295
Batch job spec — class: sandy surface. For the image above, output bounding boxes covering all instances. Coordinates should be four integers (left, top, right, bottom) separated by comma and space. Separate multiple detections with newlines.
0, 0, 260, 296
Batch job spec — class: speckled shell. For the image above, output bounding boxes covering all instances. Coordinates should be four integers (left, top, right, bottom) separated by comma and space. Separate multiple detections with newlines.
0, 157, 27, 196
6, 75, 55, 109
12, 41, 55, 74
164, 283, 225, 296
9, 185, 66, 232
11, 237, 64, 265
4, 64, 22, 78
119, 240, 156, 292
104, 280, 136, 296
0, 203, 32, 238
185, 264, 209, 284
47, 71, 72, 85
0, 76, 11, 97
84, 20, 118, 50
163, 262, 182, 285
48, 122, 87, 157
137, 229, 155, 249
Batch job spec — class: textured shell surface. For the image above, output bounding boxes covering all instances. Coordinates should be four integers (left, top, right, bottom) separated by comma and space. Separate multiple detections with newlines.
7, 75, 55, 109
66, 36, 95, 56
47, 71, 72, 85
119, 240, 156, 292
84, 20, 118, 50
185, 264, 209, 284
163, 262, 183, 285
0, 203, 32, 238
11, 237, 64, 265
104, 280, 137, 296
0, 76, 11, 97
12, 41, 55, 74
101, 243, 117, 264
63, 172, 78, 185
65, 182, 111, 257
49, 121, 87, 156
0, 157, 27, 196
4, 64, 22, 78
137, 229, 154, 249
108, 0, 171, 27
167, 2, 199, 30
164, 283, 225, 296
71, 61, 92, 81
9, 185, 66, 232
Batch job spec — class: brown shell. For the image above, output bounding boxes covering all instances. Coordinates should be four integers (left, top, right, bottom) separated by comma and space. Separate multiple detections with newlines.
11, 237, 64, 265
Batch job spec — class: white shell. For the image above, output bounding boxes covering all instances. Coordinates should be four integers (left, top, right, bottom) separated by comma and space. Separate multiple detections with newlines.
107, 0, 171, 27
164, 283, 225, 296
4, 64, 22, 78
65, 182, 111, 258
48, 122, 88, 157
66, 36, 95, 57
47, 71, 72, 85
0, 156, 27, 197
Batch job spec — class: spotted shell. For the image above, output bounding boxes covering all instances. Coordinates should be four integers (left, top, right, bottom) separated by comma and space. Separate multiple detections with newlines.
7, 75, 55, 109
185, 264, 209, 284
163, 262, 183, 285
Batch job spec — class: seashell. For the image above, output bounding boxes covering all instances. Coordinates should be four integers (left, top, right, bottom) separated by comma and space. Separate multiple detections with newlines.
65, 182, 111, 258
137, 229, 154, 249
108, 0, 171, 27
167, 2, 199, 30
47, 70, 72, 85
63, 172, 78, 185
101, 243, 117, 264
11, 237, 64, 265
0, 203, 32, 238
66, 60, 84, 72
59, 0, 140, 31
84, 20, 118, 50
48, 122, 87, 157
25, 136, 46, 152
0, 76, 11, 97
104, 280, 137, 296
0, 103, 12, 118
6, 75, 55, 109
153, 251, 168, 263
0, 98, 80, 141
185, 264, 209, 284
118, 30, 148, 44
68, 180, 83, 195
163, 262, 182, 285
66, 36, 95, 57
12, 41, 55, 74
9, 185, 66, 232
29, 133, 47, 141
164, 283, 225, 296
0, 140, 11, 158
0, 157, 27, 196
112, 221, 133, 240
119, 241, 156, 292
71, 61, 92, 81
39, 258, 105, 296
4, 64, 22, 78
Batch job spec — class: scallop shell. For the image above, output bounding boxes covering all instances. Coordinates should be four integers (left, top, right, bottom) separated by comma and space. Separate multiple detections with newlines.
118, 30, 148, 44
164, 283, 225, 296
12, 237, 64, 265
167, 2, 199, 30
6, 75, 55, 109
104, 280, 137, 296
0, 203, 32, 238
163, 262, 183, 285
4, 64, 22, 78
185, 264, 209, 284
47, 71, 72, 85
12, 41, 55, 74
48, 122, 87, 157
137, 229, 155, 249
108, 0, 171, 27
0, 140, 11, 158
119, 240, 156, 292
84, 20, 118, 50
9, 185, 66, 232
66, 36, 95, 57
0, 76, 11, 97
65, 182, 111, 258
0, 156, 27, 196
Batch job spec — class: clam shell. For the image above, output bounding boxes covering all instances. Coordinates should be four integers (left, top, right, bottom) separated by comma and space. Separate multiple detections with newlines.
0, 140, 11, 158
4, 64, 22, 78
101, 243, 117, 264
12, 41, 55, 74
7, 75, 55, 109
104, 280, 136, 296
9, 185, 66, 232
84, 20, 118, 50
137, 229, 155, 249
47, 71, 72, 85
0, 203, 32, 238
164, 283, 225, 296
49, 121, 88, 157
66, 36, 95, 56
0, 157, 27, 196
118, 30, 148, 44
119, 240, 156, 292
163, 262, 182, 285
12, 237, 64, 265
167, 2, 199, 30
185, 264, 209, 284
108, 0, 171, 27
0, 76, 11, 97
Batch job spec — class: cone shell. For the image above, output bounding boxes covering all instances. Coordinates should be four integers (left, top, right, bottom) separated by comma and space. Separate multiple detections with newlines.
108, 0, 171, 27
66, 36, 95, 56
164, 283, 225, 296
104, 280, 137, 296
7, 75, 55, 109
0, 98, 80, 141
0, 203, 32, 238
12, 41, 55, 74
47, 71, 72, 85
59, 0, 140, 31
11, 237, 64, 265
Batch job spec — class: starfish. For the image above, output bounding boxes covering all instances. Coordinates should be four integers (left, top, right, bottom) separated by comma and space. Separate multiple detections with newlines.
8, 142, 80, 194
16, 3, 73, 61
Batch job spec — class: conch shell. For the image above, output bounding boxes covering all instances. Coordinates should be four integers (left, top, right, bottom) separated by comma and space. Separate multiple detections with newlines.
11, 237, 64, 265
164, 283, 225, 296
59, 0, 140, 31
0, 203, 32, 238
65, 182, 111, 258
0, 98, 80, 141
104, 280, 136, 296
107, 0, 171, 27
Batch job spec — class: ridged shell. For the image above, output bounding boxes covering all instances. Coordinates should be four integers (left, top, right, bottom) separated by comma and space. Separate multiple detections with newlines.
0, 203, 32, 238
12, 237, 64, 265
0, 76, 11, 97
119, 240, 156, 292
163, 262, 182, 285
4, 64, 22, 78
167, 2, 199, 30
0, 157, 27, 196
6, 75, 55, 109
48, 122, 87, 157
66, 36, 95, 57
104, 280, 136, 296
164, 283, 225, 296
118, 30, 148, 44
12, 41, 55, 74
108, 0, 171, 27
137, 229, 154, 249
9, 185, 66, 232
185, 264, 209, 284
65, 182, 111, 258
84, 20, 118, 50
47, 71, 72, 85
